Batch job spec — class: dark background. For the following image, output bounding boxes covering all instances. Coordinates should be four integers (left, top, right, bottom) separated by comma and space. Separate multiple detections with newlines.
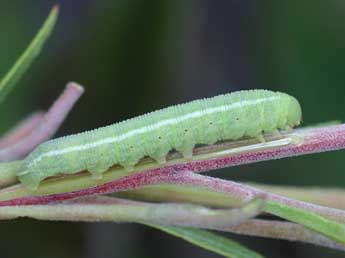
0, 1, 345, 257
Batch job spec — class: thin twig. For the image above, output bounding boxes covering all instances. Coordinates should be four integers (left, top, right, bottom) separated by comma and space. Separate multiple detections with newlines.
225, 219, 345, 251
0, 82, 84, 161
249, 183, 345, 210
0, 195, 263, 229
114, 183, 345, 211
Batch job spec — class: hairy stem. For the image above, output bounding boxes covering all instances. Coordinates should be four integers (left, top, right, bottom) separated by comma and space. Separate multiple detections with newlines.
225, 219, 345, 251
0, 196, 263, 229
2, 170, 344, 223
114, 183, 345, 210
249, 183, 345, 210
0, 194, 342, 251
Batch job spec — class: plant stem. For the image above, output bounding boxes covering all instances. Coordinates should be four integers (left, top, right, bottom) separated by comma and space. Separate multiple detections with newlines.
115, 183, 345, 210
2, 170, 344, 223
0, 196, 262, 229
225, 219, 345, 251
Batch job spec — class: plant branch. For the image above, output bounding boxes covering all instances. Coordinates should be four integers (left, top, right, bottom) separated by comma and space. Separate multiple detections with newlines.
225, 219, 345, 251
2, 170, 345, 243
0, 195, 263, 229
114, 183, 345, 210
2, 170, 344, 223
0, 193, 342, 251
0, 82, 84, 161
249, 183, 345, 210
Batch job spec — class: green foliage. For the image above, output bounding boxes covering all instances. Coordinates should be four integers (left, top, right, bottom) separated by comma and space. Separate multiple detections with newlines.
151, 225, 266, 258
265, 200, 345, 244
0, 6, 58, 103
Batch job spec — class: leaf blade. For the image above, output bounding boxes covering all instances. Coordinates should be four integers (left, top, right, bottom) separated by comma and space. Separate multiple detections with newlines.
265, 200, 345, 244
150, 225, 266, 258
0, 5, 59, 103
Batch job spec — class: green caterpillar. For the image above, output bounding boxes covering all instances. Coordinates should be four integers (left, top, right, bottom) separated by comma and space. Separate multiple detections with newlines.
17, 89, 302, 189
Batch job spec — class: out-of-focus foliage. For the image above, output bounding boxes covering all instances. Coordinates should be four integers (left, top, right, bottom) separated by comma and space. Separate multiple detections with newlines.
0, 1, 344, 258
152, 225, 265, 258
0, 6, 58, 103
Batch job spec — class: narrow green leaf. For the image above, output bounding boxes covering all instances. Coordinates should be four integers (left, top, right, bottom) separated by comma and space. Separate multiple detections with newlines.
265, 200, 345, 244
0, 5, 59, 103
150, 225, 266, 258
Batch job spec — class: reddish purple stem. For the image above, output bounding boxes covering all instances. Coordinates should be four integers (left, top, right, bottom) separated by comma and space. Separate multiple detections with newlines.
226, 219, 345, 251
1, 168, 345, 224
186, 124, 345, 172
0, 82, 84, 161
0, 169, 252, 206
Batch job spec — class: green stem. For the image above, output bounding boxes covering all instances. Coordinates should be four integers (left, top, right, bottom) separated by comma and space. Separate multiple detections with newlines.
115, 183, 345, 210
250, 183, 345, 210
0, 196, 262, 229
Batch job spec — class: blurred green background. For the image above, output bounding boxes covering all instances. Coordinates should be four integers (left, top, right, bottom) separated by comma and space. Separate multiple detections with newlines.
1, 1, 345, 257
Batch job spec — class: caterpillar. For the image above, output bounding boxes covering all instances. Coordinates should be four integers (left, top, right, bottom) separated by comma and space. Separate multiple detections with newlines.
17, 89, 302, 189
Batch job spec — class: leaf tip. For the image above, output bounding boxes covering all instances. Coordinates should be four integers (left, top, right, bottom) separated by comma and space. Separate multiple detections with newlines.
52, 4, 60, 14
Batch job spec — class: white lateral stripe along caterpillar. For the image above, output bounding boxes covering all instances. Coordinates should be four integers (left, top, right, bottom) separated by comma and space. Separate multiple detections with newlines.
18, 89, 302, 189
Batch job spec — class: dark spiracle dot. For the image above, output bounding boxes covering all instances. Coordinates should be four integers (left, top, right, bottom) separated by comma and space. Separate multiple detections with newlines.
130, 145, 134, 149
158, 136, 162, 140
209, 122, 213, 125
236, 117, 239, 121
184, 129, 188, 133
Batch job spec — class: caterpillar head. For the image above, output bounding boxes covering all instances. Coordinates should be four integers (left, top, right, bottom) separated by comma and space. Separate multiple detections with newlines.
287, 95, 302, 127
